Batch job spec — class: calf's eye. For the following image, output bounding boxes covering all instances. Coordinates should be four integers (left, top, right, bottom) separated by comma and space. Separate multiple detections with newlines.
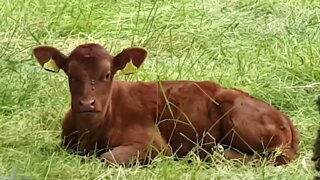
105, 73, 111, 81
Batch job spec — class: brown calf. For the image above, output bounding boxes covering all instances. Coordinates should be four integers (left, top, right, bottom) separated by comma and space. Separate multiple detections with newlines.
33, 43, 300, 166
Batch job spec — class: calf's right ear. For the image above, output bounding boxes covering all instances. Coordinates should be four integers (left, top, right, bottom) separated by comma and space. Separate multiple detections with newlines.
33, 46, 68, 73
112, 47, 148, 75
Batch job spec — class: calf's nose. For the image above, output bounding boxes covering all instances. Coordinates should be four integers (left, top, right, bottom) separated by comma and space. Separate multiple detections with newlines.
80, 99, 96, 106
79, 99, 96, 111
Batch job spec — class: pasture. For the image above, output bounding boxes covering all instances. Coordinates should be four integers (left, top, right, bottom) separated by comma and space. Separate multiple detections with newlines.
0, 0, 320, 179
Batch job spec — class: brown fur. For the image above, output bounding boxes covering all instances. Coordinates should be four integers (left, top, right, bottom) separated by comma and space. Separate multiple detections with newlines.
33, 43, 300, 166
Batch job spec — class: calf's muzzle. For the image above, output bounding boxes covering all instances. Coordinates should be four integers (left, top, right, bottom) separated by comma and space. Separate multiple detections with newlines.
79, 99, 96, 112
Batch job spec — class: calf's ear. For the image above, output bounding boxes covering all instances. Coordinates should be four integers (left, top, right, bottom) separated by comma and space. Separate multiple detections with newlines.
112, 47, 148, 75
33, 46, 68, 73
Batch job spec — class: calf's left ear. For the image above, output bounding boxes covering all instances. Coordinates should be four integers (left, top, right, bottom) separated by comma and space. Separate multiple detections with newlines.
112, 47, 148, 75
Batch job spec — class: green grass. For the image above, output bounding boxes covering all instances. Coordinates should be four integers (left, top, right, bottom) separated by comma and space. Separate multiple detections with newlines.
0, 0, 320, 179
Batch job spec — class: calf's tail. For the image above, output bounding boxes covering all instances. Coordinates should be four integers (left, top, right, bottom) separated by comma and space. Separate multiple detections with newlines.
288, 116, 300, 160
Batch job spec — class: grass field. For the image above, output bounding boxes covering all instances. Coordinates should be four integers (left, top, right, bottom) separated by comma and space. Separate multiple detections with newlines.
1, 0, 320, 179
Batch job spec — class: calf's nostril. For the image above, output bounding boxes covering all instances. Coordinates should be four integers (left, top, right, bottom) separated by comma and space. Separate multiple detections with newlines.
90, 99, 95, 105
79, 99, 95, 106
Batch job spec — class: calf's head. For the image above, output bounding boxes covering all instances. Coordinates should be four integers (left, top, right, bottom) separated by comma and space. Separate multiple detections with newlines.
33, 43, 147, 118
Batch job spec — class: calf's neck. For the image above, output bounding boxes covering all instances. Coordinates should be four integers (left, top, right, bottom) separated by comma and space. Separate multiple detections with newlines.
33, 43, 300, 166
